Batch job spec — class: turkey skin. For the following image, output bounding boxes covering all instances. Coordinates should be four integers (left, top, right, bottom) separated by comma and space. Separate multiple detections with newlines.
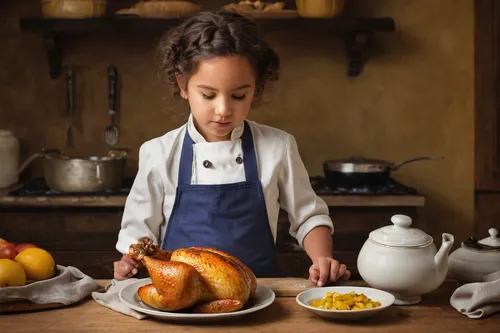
128, 237, 257, 313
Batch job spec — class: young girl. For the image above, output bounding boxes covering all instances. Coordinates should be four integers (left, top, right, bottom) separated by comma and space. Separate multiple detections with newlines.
114, 9, 350, 286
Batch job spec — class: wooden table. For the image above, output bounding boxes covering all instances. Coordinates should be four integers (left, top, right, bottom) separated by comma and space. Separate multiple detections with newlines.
0, 279, 498, 332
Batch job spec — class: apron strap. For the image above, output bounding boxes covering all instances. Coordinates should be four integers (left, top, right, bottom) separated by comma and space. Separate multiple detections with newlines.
178, 121, 259, 184
178, 125, 195, 185
241, 121, 258, 181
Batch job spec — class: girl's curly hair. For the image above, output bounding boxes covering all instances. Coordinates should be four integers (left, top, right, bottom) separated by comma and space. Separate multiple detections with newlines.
157, 9, 280, 102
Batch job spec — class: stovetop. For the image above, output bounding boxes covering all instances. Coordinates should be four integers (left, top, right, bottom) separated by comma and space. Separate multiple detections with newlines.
310, 176, 418, 195
8, 176, 418, 196
8, 177, 134, 196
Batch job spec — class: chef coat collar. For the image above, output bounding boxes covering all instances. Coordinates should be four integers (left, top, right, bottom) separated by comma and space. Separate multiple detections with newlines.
187, 113, 245, 143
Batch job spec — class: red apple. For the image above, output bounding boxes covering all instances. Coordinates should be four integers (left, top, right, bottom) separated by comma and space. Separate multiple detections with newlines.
15, 243, 38, 253
0, 242, 17, 260
0, 237, 8, 245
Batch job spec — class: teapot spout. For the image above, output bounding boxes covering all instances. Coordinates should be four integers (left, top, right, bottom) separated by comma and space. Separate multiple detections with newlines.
434, 233, 455, 280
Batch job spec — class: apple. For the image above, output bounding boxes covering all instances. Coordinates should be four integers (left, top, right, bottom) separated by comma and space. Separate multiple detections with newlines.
0, 237, 8, 245
0, 242, 17, 260
15, 243, 38, 253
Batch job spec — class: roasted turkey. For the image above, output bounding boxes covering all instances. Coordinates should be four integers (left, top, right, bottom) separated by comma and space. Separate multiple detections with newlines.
128, 237, 257, 313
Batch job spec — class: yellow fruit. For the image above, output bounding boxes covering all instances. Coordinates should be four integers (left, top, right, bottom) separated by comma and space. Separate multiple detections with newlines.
15, 248, 55, 281
0, 259, 26, 287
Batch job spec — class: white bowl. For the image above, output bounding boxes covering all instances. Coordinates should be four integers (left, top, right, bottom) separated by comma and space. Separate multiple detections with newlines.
296, 286, 395, 321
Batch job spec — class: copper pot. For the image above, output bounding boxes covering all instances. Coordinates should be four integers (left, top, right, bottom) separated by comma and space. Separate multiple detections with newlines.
296, 0, 344, 18
41, 0, 108, 18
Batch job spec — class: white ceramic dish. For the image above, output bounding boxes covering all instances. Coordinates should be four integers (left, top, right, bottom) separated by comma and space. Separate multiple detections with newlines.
119, 278, 275, 323
296, 286, 395, 321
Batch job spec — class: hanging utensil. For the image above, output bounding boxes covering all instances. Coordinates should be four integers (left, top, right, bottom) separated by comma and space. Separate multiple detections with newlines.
66, 66, 75, 148
105, 64, 119, 146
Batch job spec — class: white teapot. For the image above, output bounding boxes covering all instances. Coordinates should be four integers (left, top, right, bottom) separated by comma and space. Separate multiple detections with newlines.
357, 214, 454, 305
448, 228, 500, 283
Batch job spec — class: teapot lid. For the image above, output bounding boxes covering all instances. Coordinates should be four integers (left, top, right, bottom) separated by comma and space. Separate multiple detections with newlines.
479, 228, 500, 247
369, 214, 433, 247
462, 228, 500, 251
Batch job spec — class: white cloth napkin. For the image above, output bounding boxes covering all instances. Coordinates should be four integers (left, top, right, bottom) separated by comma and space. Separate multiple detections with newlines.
450, 270, 500, 319
0, 265, 99, 305
91, 278, 147, 320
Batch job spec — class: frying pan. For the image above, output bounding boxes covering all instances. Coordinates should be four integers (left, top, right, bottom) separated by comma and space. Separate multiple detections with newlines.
323, 156, 444, 188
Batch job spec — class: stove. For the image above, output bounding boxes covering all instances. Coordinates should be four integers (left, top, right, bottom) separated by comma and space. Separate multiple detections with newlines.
8, 176, 418, 197
8, 177, 133, 196
310, 176, 418, 195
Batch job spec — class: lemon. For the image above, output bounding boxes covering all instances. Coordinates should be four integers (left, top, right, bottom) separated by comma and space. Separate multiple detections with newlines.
0, 259, 26, 287
15, 248, 55, 281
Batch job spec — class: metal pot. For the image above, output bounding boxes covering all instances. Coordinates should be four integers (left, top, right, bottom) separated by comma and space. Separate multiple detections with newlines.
323, 155, 443, 188
18, 148, 128, 192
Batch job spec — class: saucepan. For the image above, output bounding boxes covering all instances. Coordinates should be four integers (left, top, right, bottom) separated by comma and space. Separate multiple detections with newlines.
323, 155, 444, 188
18, 148, 129, 192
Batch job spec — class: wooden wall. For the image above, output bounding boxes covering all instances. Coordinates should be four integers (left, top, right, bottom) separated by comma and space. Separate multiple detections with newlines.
0, 0, 475, 266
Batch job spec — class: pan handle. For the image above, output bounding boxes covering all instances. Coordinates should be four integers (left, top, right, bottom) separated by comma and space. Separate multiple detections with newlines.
18, 153, 44, 175
96, 163, 104, 184
391, 156, 444, 171
42, 148, 62, 157
18, 148, 65, 175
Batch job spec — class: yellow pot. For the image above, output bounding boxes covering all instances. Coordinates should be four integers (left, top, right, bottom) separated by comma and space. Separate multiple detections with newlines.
296, 0, 345, 18
41, 0, 107, 18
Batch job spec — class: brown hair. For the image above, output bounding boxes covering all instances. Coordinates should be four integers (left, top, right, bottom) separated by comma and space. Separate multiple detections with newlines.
157, 9, 280, 102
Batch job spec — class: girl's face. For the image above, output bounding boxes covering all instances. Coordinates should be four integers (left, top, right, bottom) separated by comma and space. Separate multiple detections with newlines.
178, 55, 256, 142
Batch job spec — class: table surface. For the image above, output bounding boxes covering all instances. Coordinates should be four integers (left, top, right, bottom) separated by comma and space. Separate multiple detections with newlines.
0, 278, 497, 332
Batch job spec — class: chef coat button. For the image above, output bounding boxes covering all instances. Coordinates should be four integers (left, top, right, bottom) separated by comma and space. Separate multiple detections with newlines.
236, 156, 243, 164
203, 160, 212, 168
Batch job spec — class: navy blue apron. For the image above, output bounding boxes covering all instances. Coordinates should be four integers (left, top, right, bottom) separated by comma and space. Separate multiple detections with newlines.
161, 121, 281, 278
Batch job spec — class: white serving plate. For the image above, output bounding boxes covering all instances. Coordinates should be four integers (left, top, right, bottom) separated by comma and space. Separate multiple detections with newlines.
119, 278, 275, 323
296, 286, 395, 321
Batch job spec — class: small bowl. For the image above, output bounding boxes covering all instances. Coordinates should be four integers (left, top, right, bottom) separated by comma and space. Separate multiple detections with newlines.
296, 286, 395, 321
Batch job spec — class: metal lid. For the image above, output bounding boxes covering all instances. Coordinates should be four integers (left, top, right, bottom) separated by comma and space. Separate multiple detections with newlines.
479, 228, 500, 247
369, 214, 434, 247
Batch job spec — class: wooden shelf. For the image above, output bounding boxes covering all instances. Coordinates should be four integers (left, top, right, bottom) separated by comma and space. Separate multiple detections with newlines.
18, 16, 396, 79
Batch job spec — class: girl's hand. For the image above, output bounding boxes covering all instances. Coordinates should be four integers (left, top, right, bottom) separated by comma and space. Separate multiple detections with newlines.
308, 257, 351, 287
113, 254, 141, 280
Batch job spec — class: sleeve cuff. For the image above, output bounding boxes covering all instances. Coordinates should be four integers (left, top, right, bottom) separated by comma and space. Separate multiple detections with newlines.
116, 230, 136, 255
294, 216, 334, 249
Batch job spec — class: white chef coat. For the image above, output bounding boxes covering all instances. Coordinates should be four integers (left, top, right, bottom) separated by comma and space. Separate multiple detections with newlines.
116, 114, 334, 255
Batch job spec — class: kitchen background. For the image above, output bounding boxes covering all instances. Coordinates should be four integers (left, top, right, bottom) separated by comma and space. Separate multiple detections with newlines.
0, 0, 473, 247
